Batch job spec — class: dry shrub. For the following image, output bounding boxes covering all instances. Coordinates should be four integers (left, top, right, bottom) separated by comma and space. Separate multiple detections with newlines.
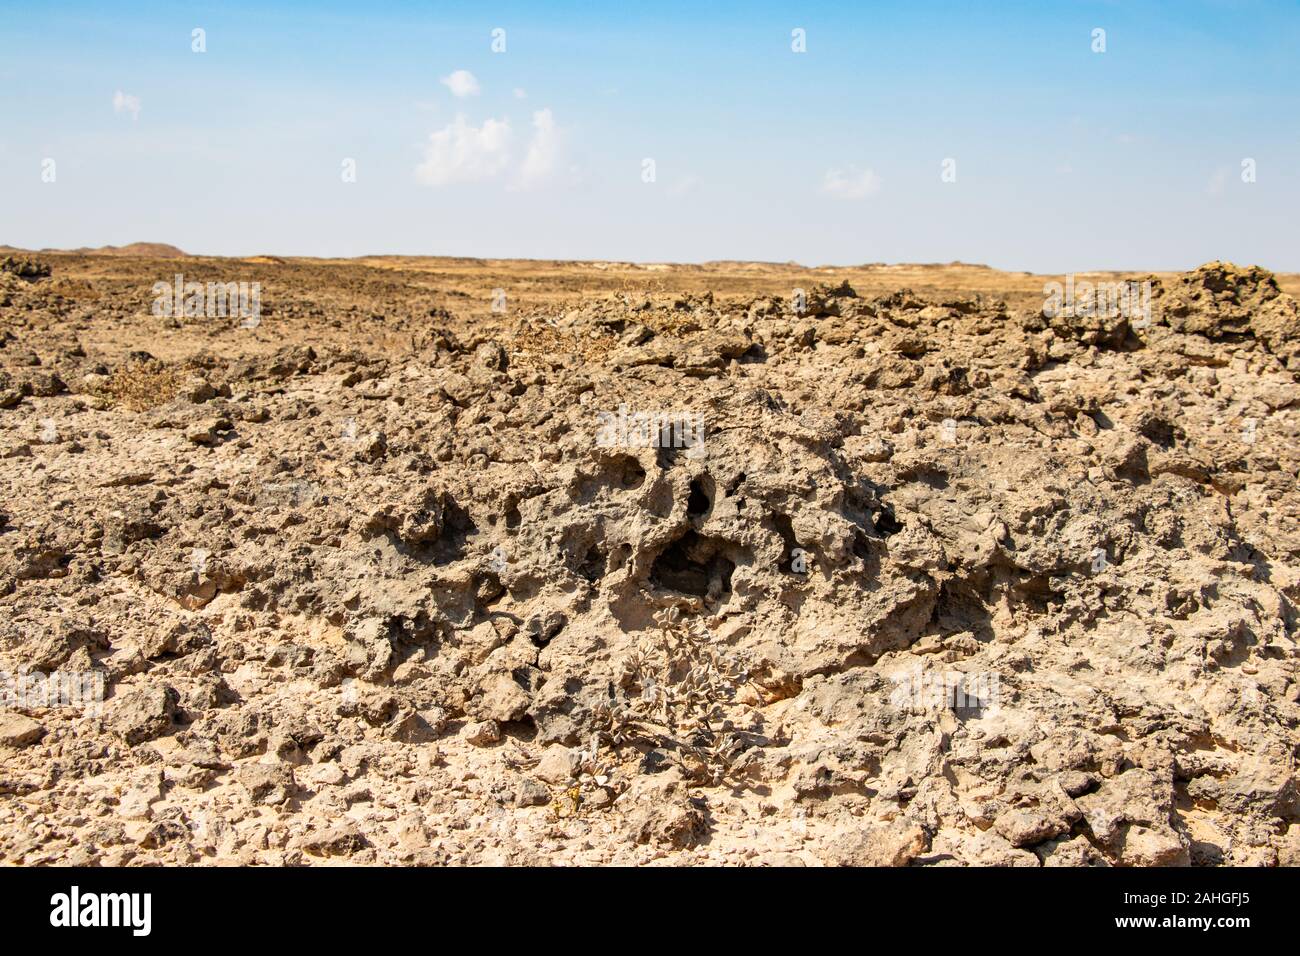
592, 607, 755, 785
513, 322, 616, 365
98, 358, 184, 410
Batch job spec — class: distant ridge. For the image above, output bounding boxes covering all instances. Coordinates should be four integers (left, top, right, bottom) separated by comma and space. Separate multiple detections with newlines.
0, 242, 188, 258
67, 242, 189, 258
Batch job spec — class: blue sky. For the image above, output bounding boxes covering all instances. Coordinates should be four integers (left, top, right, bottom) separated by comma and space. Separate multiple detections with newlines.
1, 0, 1297, 271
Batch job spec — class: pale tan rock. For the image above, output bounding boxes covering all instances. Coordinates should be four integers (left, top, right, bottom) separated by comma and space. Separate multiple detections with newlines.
825, 821, 929, 867
0, 713, 44, 748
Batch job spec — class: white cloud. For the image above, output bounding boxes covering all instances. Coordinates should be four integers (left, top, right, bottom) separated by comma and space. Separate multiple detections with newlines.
415, 107, 566, 189
112, 90, 141, 121
415, 115, 512, 186
513, 88, 527, 99
440, 70, 480, 98
666, 174, 701, 197
821, 166, 881, 199
514, 109, 560, 189
1206, 167, 1229, 197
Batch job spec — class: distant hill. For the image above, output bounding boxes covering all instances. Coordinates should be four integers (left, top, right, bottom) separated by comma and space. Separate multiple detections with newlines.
0, 242, 188, 258
67, 242, 189, 258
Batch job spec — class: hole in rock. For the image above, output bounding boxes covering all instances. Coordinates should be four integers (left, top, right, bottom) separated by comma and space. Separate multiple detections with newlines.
430, 497, 478, 564
874, 506, 902, 537
649, 530, 736, 599
618, 456, 647, 489
773, 513, 801, 571
608, 542, 633, 572
576, 545, 606, 583
686, 478, 712, 519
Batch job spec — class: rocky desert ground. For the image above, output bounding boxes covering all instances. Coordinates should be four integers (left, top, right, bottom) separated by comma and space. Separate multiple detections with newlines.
0, 250, 1297, 866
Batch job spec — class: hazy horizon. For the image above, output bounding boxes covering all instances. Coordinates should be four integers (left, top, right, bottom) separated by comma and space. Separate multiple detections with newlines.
9, 241, 1299, 278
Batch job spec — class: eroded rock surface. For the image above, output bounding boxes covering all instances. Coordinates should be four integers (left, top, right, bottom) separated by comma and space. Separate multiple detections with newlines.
0, 256, 1297, 865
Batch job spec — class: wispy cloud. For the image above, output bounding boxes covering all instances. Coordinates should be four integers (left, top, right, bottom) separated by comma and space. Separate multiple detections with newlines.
666, 174, 701, 197
414, 108, 565, 189
112, 90, 141, 121
440, 70, 480, 98
1206, 166, 1230, 197
415, 115, 512, 186
821, 166, 881, 200
515, 109, 559, 189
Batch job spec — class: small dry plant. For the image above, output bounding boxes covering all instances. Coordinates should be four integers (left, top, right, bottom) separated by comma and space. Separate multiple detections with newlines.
591, 607, 754, 785
94, 357, 185, 410
513, 320, 615, 365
